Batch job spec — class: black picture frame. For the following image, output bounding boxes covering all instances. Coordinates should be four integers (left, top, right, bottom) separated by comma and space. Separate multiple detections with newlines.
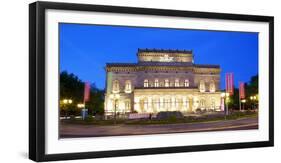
29, 1, 274, 162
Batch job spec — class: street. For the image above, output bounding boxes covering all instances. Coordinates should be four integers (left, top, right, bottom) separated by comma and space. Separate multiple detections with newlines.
60, 117, 258, 138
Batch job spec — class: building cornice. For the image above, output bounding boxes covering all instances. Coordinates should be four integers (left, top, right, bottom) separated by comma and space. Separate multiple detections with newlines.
106, 65, 220, 74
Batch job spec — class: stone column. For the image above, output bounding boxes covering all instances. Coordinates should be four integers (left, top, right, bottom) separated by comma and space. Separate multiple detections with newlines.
148, 97, 153, 113
189, 97, 193, 112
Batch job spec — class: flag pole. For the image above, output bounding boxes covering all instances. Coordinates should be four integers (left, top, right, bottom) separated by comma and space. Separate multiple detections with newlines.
239, 91, 241, 111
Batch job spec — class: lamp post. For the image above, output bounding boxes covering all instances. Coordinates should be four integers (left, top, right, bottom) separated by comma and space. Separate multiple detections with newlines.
110, 93, 120, 124
241, 99, 246, 110
221, 92, 230, 116
61, 99, 73, 118
77, 103, 86, 120
250, 95, 257, 110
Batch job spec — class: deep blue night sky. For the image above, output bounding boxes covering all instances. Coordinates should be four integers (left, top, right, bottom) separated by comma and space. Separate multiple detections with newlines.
59, 23, 258, 90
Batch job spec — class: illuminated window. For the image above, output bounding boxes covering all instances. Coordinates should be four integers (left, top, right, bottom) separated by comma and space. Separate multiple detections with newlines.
200, 98, 205, 108
113, 100, 119, 110
164, 98, 171, 109
199, 80, 205, 92
144, 98, 148, 110
165, 79, 169, 87
154, 79, 159, 87
183, 98, 189, 108
175, 79, 180, 87
211, 98, 215, 109
125, 100, 131, 111
209, 80, 216, 92
112, 80, 120, 93
184, 79, 189, 87
144, 79, 149, 87
153, 98, 160, 111
125, 80, 132, 93
175, 98, 180, 107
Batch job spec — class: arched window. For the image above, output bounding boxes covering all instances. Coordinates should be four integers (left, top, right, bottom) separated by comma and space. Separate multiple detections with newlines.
175, 98, 179, 107
164, 98, 171, 109
154, 79, 159, 87
153, 98, 160, 111
125, 100, 131, 111
209, 80, 216, 92
112, 80, 120, 93
175, 79, 180, 87
184, 79, 189, 87
200, 98, 205, 108
125, 80, 132, 93
144, 98, 148, 111
144, 79, 149, 87
183, 98, 189, 111
199, 80, 205, 92
165, 79, 169, 87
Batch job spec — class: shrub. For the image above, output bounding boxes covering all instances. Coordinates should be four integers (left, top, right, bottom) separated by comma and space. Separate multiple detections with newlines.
69, 115, 76, 121
156, 111, 184, 120
168, 115, 178, 122
95, 114, 104, 120
84, 115, 94, 122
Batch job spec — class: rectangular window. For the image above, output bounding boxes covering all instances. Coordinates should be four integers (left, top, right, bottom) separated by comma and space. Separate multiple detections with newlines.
165, 79, 169, 87
175, 79, 180, 87
144, 79, 149, 87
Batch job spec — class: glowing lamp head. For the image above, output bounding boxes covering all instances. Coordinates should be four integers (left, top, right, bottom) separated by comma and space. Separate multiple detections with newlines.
63, 99, 68, 104
77, 103, 85, 108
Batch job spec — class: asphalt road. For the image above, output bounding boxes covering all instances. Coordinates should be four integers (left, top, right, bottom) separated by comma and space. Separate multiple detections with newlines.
60, 117, 258, 138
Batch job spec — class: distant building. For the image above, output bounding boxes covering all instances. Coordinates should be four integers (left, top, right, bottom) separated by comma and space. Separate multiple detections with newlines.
104, 49, 222, 115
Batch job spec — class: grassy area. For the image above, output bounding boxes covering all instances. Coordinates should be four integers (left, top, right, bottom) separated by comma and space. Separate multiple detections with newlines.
61, 111, 258, 126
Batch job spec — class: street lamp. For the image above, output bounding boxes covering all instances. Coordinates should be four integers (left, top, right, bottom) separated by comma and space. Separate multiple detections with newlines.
250, 95, 258, 110
63, 99, 72, 104
77, 103, 85, 108
110, 93, 120, 124
61, 99, 73, 118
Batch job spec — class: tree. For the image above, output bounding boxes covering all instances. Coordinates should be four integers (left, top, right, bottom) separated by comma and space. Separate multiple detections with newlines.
245, 75, 258, 97
245, 74, 258, 110
60, 71, 84, 102
86, 84, 105, 115
60, 71, 105, 117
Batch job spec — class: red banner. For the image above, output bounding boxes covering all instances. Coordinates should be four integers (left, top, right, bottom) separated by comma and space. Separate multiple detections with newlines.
239, 82, 245, 99
84, 82, 90, 103
225, 73, 234, 95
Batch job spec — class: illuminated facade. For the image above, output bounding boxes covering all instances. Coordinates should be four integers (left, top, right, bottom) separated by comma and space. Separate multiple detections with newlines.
104, 49, 222, 115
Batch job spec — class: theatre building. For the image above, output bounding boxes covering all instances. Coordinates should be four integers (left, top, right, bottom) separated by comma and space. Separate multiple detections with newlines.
104, 49, 222, 115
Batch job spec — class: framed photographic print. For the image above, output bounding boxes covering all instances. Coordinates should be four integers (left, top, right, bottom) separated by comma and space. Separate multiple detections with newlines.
29, 1, 274, 162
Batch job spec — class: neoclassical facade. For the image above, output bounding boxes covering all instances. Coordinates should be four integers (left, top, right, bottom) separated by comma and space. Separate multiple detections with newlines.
104, 49, 222, 115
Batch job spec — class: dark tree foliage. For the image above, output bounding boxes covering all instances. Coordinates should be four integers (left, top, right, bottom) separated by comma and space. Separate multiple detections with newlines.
60, 71, 84, 102
86, 83, 105, 115
228, 88, 239, 109
228, 74, 258, 110
245, 75, 258, 96
60, 71, 105, 116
